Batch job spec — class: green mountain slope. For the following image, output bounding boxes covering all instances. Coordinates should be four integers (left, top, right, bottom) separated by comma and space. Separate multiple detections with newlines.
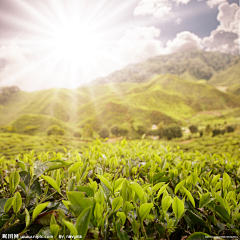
0, 88, 90, 126
209, 61, 240, 86
92, 50, 239, 85
227, 83, 240, 96
1, 74, 240, 134
75, 74, 240, 131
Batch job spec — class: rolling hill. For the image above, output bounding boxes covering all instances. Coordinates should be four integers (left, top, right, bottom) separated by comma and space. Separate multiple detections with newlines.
1, 50, 240, 135
209, 60, 240, 86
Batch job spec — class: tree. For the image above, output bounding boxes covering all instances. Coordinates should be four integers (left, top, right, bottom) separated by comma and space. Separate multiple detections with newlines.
82, 123, 93, 138
212, 129, 221, 137
111, 125, 128, 137
205, 124, 212, 135
225, 125, 234, 133
159, 124, 182, 140
189, 125, 198, 134
99, 127, 110, 139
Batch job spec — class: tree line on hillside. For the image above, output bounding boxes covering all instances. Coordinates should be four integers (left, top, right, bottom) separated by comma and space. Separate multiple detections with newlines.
0, 86, 20, 104
0, 120, 236, 142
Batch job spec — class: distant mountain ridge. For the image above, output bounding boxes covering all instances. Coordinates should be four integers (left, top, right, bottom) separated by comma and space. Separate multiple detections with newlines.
92, 50, 240, 85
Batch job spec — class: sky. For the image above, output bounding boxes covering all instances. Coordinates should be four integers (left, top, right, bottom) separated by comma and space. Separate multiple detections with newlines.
0, 0, 239, 91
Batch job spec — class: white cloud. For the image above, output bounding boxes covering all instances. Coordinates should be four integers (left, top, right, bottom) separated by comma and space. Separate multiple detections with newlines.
203, 2, 239, 54
116, 26, 164, 64
134, 0, 172, 19
173, 0, 191, 5
217, 3, 239, 34
174, 17, 182, 25
203, 30, 239, 54
0, 41, 36, 90
164, 31, 204, 54
206, 0, 226, 8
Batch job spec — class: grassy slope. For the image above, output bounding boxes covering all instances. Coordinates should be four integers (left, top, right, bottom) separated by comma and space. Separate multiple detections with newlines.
0, 88, 90, 126
209, 61, 240, 86
227, 83, 240, 96
0, 133, 86, 159
10, 113, 74, 134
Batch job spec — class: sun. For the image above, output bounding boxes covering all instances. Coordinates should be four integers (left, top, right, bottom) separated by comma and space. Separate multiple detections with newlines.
51, 20, 98, 65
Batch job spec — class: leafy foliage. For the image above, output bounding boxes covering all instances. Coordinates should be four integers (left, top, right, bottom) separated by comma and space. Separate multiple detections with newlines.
0, 139, 239, 239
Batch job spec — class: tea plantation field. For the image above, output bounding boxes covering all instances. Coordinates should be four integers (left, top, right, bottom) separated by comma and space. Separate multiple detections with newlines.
0, 139, 239, 239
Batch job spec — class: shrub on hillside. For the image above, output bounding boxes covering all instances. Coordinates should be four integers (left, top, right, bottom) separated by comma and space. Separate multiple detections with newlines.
225, 125, 235, 133
0, 125, 17, 133
212, 129, 221, 137
73, 130, 82, 138
189, 125, 198, 134
99, 127, 110, 138
82, 123, 93, 138
135, 125, 147, 135
205, 124, 212, 135
47, 125, 65, 136
159, 124, 182, 140
110, 125, 128, 137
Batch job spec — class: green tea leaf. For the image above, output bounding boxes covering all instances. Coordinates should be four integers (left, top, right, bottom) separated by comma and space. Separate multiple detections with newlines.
174, 180, 185, 195
191, 172, 198, 185
32, 202, 50, 221
67, 191, 94, 210
162, 196, 172, 212
34, 163, 48, 178
114, 178, 125, 192
50, 224, 59, 239
17, 161, 26, 171
4, 198, 13, 213
172, 197, 184, 219
112, 196, 123, 212
41, 175, 60, 194
182, 186, 195, 207
63, 220, 78, 236
116, 222, 130, 240
152, 182, 165, 192
139, 203, 153, 224
9, 171, 20, 195
130, 182, 145, 200
157, 183, 169, 198
117, 212, 126, 225
96, 175, 113, 192
25, 208, 30, 227
211, 174, 220, 185
76, 186, 94, 197
153, 172, 167, 183
132, 218, 139, 236
199, 192, 210, 208
214, 205, 230, 223
187, 232, 211, 239
75, 206, 92, 239
12, 192, 22, 213
187, 210, 207, 227
122, 201, 134, 215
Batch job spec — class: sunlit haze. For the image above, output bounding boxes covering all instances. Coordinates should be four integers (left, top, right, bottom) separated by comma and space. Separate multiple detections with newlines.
0, 0, 239, 91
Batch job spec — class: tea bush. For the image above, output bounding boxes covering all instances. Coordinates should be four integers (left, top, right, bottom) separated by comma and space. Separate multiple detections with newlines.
0, 139, 239, 239
47, 125, 65, 136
